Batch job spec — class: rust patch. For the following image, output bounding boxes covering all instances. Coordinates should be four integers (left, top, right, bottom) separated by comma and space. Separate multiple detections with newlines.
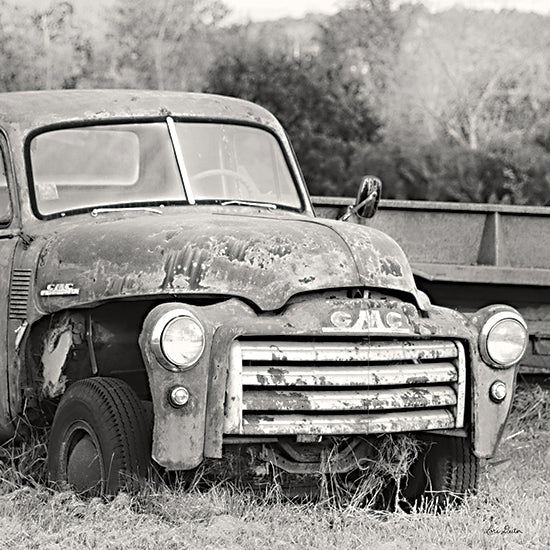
379, 257, 403, 277
406, 376, 429, 384
267, 367, 288, 385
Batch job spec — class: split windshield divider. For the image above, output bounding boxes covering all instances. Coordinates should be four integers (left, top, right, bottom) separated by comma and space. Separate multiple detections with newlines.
166, 116, 195, 205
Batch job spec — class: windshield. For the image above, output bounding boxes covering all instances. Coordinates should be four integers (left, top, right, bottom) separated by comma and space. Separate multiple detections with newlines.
30, 121, 302, 216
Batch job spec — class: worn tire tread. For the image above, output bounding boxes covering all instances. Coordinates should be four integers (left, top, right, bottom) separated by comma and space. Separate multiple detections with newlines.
402, 434, 479, 509
438, 436, 480, 496
48, 377, 151, 494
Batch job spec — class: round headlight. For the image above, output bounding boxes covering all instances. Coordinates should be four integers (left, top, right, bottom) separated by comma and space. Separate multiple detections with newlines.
162, 316, 205, 367
151, 310, 205, 370
480, 312, 528, 368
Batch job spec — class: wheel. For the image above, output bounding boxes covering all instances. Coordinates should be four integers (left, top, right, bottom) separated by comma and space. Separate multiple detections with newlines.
48, 377, 151, 495
192, 168, 255, 196
400, 434, 479, 509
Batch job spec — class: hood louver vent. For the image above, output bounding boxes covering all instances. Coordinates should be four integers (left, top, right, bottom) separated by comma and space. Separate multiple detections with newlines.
9, 269, 32, 320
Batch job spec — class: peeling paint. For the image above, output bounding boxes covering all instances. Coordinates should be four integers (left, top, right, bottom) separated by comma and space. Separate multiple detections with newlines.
35, 211, 423, 314
41, 321, 73, 398
266, 367, 288, 385
229, 336, 463, 437
379, 257, 403, 277
242, 386, 455, 413
242, 410, 455, 435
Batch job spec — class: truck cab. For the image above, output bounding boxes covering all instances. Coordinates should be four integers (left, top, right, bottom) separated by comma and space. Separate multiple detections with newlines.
0, 90, 528, 503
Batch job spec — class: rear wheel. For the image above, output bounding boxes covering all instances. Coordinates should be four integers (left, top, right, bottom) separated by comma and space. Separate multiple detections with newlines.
48, 377, 151, 495
401, 434, 479, 509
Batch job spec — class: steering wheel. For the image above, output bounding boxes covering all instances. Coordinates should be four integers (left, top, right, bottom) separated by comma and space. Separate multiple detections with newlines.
192, 168, 255, 197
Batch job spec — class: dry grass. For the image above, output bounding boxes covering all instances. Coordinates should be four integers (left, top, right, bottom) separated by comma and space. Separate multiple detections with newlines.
162, 434, 422, 511
1, 380, 549, 549
0, 427, 48, 496
318, 434, 422, 510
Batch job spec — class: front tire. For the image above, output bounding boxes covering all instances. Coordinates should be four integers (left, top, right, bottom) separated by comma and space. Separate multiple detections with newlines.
48, 377, 151, 495
401, 434, 479, 509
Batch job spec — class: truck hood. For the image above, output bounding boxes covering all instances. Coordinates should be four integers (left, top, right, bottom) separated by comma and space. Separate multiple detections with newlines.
36, 210, 421, 311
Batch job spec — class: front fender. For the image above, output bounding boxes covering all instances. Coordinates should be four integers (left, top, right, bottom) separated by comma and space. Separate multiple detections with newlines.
468, 305, 524, 458
138, 300, 254, 469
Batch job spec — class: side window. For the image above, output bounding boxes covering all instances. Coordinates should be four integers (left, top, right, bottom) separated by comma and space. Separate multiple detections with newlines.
0, 149, 11, 224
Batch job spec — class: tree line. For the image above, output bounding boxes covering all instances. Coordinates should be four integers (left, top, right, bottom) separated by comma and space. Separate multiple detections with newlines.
1, 0, 548, 205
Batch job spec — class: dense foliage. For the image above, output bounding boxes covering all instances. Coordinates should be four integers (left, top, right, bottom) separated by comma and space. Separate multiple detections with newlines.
2, 0, 550, 204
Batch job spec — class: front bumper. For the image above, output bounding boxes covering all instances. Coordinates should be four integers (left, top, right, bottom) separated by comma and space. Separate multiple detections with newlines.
138, 296, 517, 470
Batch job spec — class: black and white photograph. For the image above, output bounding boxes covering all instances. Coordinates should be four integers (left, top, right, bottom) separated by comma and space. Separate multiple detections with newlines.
0, 0, 548, 548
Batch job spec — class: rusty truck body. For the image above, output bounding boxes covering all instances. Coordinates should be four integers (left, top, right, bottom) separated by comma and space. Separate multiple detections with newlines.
0, 90, 528, 501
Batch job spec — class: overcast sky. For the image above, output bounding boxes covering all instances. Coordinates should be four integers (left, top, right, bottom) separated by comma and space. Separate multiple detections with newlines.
225, 0, 550, 22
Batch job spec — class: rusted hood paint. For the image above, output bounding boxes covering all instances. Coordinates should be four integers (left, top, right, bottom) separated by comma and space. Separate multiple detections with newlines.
35, 210, 421, 312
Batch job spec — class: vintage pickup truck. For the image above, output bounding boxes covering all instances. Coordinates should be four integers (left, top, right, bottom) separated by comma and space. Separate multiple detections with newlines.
0, 90, 528, 503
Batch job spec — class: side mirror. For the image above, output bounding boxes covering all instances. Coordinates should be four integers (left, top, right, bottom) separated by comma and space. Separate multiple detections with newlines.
340, 175, 382, 221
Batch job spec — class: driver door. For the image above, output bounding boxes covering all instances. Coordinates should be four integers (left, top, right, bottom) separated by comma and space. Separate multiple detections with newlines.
0, 136, 19, 440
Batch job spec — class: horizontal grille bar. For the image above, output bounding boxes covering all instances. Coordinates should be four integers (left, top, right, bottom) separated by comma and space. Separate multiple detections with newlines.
243, 386, 457, 412
242, 361, 457, 387
240, 340, 458, 363
242, 409, 455, 435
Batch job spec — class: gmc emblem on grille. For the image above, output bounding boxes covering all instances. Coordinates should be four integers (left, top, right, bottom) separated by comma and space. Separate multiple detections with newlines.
323, 308, 411, 333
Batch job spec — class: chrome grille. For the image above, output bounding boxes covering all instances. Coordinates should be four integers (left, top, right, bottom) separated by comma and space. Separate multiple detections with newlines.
224, 339, 466, 436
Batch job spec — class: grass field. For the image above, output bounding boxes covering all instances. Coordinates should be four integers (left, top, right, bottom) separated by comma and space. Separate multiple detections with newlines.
1, 377, 549, 550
